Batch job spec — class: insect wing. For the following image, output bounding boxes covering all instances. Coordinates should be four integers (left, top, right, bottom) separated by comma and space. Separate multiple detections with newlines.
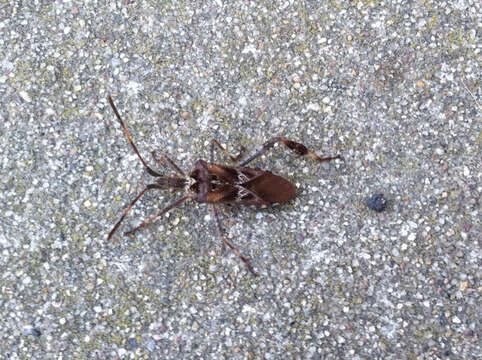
243, 172, 296, 203
205, 184, 269, 206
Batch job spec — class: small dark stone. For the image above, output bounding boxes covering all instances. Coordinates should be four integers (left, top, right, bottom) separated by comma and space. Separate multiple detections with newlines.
438, 313, 448, 326
161, 297, 170, 305
365, 193, 387, 212
24, 328, 41, 337
127, 338, 138, 348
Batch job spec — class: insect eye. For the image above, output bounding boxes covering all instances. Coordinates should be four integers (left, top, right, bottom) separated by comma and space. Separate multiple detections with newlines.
190, 169, 199, 180
190, 183, 199, 192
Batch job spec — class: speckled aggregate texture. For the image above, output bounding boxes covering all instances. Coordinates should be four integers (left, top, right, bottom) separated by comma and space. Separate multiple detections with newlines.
0, 0, 480, 359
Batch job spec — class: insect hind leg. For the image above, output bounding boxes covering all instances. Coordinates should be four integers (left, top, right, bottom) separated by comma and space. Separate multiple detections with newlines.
239, 136, 343, 166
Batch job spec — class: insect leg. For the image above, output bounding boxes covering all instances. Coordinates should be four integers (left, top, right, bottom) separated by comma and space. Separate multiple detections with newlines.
107, 95, 163, 177
124, 195, 190, 236
107, 184, 163, 240
210, 139, 245, 163
239, 137, 343, 166
151, 151, 186, 176
211, 204, 258, 276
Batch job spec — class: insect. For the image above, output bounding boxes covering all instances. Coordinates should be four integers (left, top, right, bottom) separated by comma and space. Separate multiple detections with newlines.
106, 95, 342, 275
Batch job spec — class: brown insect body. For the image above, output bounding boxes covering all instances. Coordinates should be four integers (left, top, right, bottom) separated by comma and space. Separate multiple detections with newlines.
106, 95, 342, 275
190, 160, 296, 205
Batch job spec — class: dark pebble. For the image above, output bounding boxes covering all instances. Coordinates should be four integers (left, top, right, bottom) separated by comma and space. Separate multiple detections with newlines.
161, 297, 170, 304
365, 193, 387, 212
127, 338, 138, 348
24, 328, 41, 337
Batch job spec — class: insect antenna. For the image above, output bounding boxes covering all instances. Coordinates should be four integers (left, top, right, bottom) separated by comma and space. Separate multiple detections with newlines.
107, 95, 163, 177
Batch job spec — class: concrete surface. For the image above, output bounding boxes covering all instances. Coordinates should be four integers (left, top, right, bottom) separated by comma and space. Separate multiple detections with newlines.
0, 1, 480, 359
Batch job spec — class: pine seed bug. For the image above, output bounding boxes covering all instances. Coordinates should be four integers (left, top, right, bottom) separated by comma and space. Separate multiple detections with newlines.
106, 95, 343, 275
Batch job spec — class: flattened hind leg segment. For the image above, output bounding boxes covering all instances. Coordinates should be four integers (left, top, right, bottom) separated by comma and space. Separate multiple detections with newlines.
239, 137, 343, 166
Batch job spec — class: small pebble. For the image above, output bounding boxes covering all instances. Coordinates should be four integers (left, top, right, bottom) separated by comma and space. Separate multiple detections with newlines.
365, 193, 387, 212
127, 338, 139, 348
24, 328, 41, 337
